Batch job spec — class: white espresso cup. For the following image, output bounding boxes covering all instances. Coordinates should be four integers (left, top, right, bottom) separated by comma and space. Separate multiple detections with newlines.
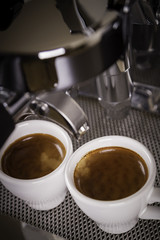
65, 136, 160, 234
0, 120, 73, 210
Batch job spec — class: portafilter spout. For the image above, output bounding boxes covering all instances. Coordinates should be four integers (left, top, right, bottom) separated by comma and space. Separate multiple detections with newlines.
13, 90, 89, 140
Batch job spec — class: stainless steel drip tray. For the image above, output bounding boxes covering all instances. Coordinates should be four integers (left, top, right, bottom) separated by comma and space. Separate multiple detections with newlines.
0, 96, 160, 240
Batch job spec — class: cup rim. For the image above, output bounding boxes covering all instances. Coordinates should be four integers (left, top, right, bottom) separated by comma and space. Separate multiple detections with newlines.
65, 135, 156, 206
0, 119, 73, 184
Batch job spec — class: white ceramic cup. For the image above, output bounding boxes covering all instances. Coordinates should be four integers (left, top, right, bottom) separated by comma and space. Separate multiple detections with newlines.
0, 120, 73, 211
65, 136, 160, 234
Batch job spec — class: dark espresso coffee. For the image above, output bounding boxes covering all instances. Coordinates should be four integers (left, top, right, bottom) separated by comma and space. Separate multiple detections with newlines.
2, 133, 66, 179
74, 147, 148, 201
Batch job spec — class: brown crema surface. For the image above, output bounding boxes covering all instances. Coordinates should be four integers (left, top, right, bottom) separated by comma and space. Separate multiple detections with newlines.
74, 147, 148, 201
2, 133, 66, 179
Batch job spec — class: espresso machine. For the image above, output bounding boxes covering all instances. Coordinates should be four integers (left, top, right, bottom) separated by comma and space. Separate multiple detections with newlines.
0, 0, 160, 147
0, 2, 160, 239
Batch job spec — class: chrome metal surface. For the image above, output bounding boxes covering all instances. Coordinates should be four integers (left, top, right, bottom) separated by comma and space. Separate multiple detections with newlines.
4, 92, 31, 116
131, 82, 160, 114
14, 91, 89, 139
124, 0, 160, 114
35, 91, 89, 138
0, 0, 127, 91
0, 87, 16, 104
96, 63, 132, 119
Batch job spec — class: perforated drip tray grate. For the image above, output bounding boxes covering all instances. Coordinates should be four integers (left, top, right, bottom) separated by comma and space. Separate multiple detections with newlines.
0, 96, 160, 240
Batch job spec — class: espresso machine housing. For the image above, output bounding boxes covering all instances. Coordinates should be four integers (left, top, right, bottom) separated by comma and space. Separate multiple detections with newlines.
127, 0, 160, 114
0, 0, 160, 147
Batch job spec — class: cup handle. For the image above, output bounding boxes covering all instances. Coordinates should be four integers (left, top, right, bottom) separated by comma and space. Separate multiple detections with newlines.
139, 188, 160, 220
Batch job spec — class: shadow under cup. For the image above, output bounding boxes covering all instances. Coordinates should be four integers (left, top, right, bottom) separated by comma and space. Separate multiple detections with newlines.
65, 136, 158, 234
0, 120, 73, 211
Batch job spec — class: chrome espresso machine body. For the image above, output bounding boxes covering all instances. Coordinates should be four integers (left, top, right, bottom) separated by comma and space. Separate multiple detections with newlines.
0, 0, 160, 147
